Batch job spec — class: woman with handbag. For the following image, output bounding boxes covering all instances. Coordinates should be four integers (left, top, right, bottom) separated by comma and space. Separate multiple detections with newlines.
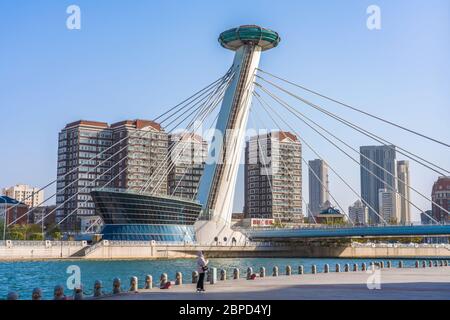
196, 251, 209, 292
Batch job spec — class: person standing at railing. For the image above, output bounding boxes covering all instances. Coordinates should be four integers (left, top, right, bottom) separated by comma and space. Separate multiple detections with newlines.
196, 251, 208, 292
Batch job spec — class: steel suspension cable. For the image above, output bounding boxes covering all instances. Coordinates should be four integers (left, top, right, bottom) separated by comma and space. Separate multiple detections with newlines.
257, 68, 450, 148
3, 73, 229, 223
256, 82, 449, 219
256, 75, 449, 176
253, 93, 357, 225
150, 80, 231, 195
142, 73, 235, 194
256, 85, 440, 224
137, 74, 233, 194
254, 91, 385, 225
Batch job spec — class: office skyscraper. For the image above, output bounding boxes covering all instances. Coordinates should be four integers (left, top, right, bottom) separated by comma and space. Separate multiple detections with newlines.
308, 159, 329, 217
360, 145, 396, 224
396, 160, 411, 224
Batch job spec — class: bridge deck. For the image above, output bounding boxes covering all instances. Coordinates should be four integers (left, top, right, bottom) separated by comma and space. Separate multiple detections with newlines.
247, 225, 450, 239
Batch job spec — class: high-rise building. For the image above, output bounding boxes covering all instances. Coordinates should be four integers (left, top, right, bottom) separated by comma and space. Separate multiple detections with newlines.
360, 145, 396, 224
378, 188, 401, 224
431, 176, 450, 223
168, 133, 207, 200
56, 119, 171, 232
2, 184, 44, 208
244, 131, 302, 223
397, 160, 411, 224
308, 159, 329, 217
111, 120, 168, 194
56, 120, 113, 231
348, 200, 368, 225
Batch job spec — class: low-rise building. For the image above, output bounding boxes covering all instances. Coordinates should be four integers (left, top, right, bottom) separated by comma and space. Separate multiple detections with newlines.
0, 196, 29, 225
315, 205, 346, 225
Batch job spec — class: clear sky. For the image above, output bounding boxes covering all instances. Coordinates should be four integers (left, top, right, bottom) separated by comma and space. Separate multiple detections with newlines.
0, 0, 449, 222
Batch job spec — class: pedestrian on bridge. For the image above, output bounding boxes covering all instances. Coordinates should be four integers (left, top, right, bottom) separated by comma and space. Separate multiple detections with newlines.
196, 251, 209, 292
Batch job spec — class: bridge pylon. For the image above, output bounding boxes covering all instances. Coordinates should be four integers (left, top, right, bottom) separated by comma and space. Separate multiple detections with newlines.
195, 25, 280, 244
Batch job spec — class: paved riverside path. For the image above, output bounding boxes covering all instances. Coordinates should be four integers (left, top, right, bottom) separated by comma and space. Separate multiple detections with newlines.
102, 267, 450, 300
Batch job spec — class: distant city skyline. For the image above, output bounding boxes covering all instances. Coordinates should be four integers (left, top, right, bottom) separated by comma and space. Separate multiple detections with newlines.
1, 1, 449, 223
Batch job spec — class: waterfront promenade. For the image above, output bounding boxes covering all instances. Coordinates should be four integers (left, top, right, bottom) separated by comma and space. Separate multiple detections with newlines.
102, 267, 450, 300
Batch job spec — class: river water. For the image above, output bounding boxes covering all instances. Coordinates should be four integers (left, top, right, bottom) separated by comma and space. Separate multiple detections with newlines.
0, 257, 425, 299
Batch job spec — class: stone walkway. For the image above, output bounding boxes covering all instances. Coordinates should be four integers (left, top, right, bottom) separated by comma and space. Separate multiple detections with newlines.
102, 267, 450, 300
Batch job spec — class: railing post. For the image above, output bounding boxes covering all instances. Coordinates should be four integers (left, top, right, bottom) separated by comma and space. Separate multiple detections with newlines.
233, 268, 240, 280
246, 267, 253, 280
160, 273, 168, 288
398, 261, 404, 268
272, 266, 279, 277
74, 286, 84, 300
220, 269, 227, 281
353, 263, 358, 272
387, 261, 392, 268
113, 278, 121, 294
54, 284, 65, 300
298, 265, 304, 275
286, 265, 292, 276
175, 272, 183, 285
6, 292, 18, 300
379, 261, 384, 269
428, 261, 433, 268
210, 268, 217, 284
323, 264, 329, 273
31, 288, 42, 300
129, 276, 138, 292
335, 264, 341, 273
144, 275, 153, 289
192, 271, 199, 283
361, 263, 367, 271
344, 263, 350, 272
260, 267, 266, 278
415, 261, 419, 268
422, 261, 426, 268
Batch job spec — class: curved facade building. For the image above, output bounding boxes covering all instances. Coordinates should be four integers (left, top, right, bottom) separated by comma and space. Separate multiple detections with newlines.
91, 189, 202, 241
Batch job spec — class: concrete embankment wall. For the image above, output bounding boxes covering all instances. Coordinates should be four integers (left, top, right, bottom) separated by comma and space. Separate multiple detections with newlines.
1, 242, 450, 260
0, 241, 88, 261
83, 243, 450, 260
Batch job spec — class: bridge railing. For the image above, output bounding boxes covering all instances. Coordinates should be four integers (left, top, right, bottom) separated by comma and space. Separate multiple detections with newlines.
0, 240, 87, 247
239, 223, 450, 233
351, 242, 450, 250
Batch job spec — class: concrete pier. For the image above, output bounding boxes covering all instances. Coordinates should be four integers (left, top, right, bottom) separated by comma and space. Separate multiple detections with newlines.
100, 267, 450, 300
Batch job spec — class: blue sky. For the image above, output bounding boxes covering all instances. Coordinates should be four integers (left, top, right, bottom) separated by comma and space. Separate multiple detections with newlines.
0, 0, 449, 222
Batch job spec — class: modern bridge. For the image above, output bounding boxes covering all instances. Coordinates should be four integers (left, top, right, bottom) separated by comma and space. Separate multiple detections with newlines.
3, 25, 449, 246
245, 225, 450, 241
